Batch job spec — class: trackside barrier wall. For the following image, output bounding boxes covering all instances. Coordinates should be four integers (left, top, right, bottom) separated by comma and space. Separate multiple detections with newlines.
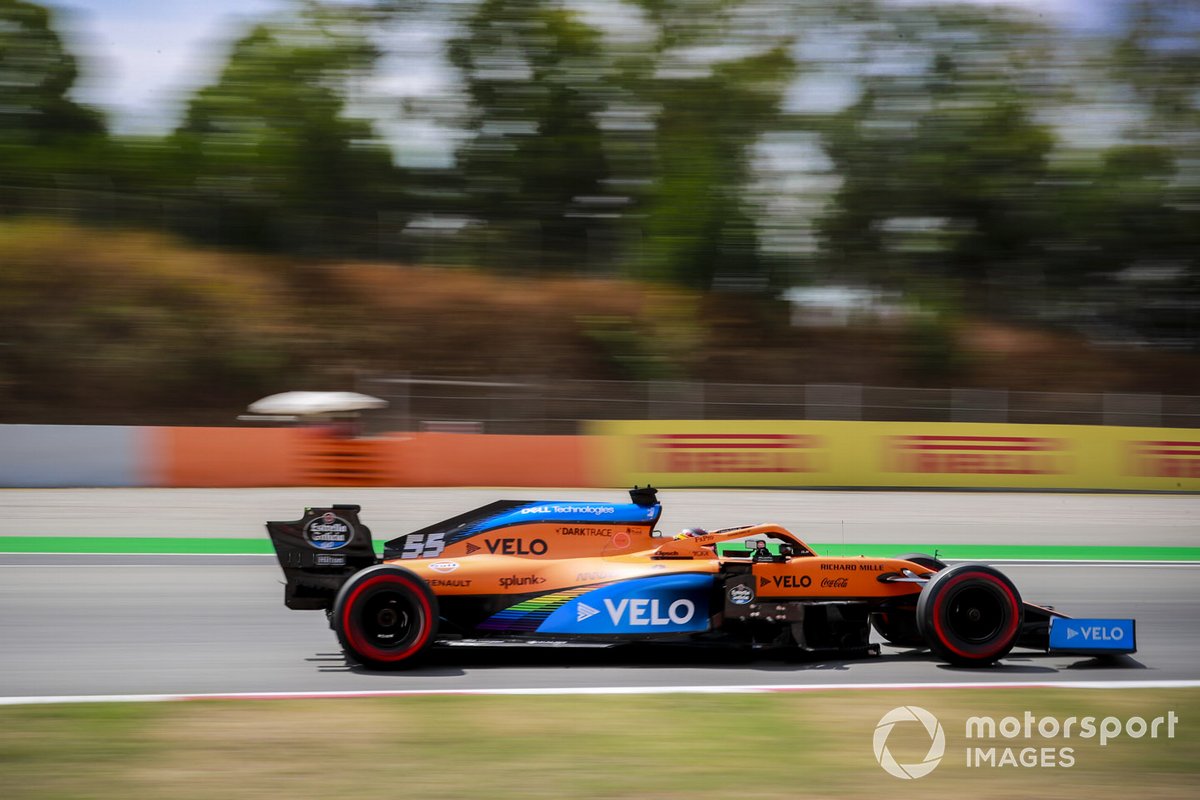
150, 427, 308, 487
0, 425, 148, 487
2, 423, 1198, 490
145, 428, 598, 487
588, 420, 1200, 492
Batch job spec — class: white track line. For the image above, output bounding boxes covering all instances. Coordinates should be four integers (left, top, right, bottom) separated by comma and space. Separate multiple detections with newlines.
3, 680, 1199, 706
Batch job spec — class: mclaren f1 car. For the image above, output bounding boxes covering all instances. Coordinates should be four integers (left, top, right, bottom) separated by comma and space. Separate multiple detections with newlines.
266, 487, 1136, 669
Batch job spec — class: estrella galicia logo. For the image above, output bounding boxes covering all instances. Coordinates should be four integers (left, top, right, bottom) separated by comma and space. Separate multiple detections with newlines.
304, 513, 354, 551
873, 706, 945, 779
728, 584, 754, 605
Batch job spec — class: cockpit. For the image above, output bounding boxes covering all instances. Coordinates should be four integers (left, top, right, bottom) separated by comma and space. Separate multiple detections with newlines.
650, 524, 817, 561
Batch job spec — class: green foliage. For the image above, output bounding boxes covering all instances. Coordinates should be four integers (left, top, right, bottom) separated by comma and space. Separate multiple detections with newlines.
0, 0, 1198, 378
818, 9, 1059, 303
0, 0, 105, 207
630, 46, 794, 288
447, 0, 616, 270
170, 2, 399, 254
0, 0, 102, 145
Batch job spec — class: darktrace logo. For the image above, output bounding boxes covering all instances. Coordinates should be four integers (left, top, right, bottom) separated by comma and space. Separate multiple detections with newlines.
874, 706, 946, 779
304, 513, 353, 550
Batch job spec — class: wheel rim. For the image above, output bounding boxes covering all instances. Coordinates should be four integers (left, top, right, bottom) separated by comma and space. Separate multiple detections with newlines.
944, 585, 1006, 644
355, 589, 422, 652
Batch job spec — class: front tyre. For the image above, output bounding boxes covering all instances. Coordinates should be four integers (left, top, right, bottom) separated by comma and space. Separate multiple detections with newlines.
332, 565, 438, 669
916, 564, 1022, 667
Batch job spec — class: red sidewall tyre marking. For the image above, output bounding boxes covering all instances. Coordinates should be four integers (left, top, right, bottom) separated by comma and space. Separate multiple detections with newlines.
930, 571, 1020, 660
341, 574, 433, 664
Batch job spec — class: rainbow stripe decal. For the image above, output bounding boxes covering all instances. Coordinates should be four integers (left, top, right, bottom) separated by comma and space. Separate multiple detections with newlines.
477, 585, 607, 632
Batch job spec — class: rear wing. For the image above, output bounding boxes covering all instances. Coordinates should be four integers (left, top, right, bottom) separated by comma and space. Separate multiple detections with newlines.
266, 505, 379, 610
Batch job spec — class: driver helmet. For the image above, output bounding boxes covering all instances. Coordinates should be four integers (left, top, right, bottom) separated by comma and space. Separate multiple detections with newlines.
674, 528, 709, 540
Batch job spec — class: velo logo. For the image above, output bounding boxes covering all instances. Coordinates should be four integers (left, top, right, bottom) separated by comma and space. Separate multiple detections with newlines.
873, 706, 946, 779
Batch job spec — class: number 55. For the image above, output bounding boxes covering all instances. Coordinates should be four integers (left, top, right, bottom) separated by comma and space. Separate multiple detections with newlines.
401, 532, 446, 559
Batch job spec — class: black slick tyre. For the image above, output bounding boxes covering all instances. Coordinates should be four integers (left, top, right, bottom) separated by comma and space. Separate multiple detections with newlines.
915, 563, 1022, 667
332, 565, 438, 669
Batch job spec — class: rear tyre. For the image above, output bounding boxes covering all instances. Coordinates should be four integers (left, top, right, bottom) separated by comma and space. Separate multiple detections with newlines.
332, 565, 438, 669
916, 564, 1022, 667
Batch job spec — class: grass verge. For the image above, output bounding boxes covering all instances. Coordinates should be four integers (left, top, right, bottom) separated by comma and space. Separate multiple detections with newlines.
1, 688, 1196, 799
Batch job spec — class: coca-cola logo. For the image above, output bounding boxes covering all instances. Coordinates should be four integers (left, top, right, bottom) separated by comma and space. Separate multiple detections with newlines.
821, 577, 849, 589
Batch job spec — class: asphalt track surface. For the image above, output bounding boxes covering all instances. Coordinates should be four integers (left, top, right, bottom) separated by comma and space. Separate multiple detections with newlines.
1, 489, 1198, 698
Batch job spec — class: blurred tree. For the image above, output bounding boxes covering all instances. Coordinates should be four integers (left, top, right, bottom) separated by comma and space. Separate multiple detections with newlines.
445, 0, 796, 286
0, 0, 102, 144
0, 0, 106, 210
170, 1, 399, 254
446, 0, 618, 271
631, 56, 794, 288
818, 7, 1059, 310
1103, 1, 1199, 345
617, 0, 796, 289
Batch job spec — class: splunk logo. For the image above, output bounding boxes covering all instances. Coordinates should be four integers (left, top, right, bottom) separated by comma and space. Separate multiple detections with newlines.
873, 706, 946, 779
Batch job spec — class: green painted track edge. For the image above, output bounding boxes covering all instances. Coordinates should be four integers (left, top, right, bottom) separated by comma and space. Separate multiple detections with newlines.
1, 536, 1199, 562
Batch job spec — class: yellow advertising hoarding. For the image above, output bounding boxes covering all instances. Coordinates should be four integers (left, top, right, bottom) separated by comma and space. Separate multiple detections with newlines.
588, 420, 1200, 491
